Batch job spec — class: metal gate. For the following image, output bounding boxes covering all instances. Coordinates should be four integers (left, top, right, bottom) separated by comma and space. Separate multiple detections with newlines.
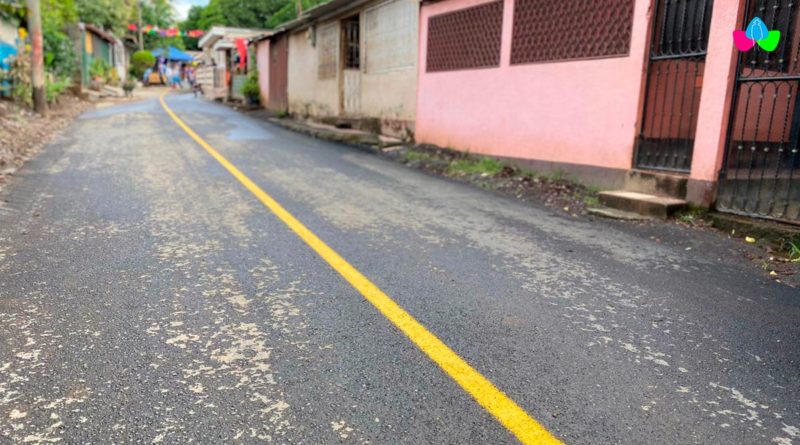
341, 17, 361, 116
717, 0, 800, 222
635, 0, 714, 173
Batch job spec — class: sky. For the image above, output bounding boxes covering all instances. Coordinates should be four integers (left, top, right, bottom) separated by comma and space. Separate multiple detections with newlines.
174, 0, 210, 20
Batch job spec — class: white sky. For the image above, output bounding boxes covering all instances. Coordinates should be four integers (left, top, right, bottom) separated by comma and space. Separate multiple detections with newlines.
174, 0, 210, 21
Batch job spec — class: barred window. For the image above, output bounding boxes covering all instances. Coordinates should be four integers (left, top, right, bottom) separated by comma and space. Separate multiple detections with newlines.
426, 1, 504, 73
318, 23, 339, 80
511, 0, 635, 65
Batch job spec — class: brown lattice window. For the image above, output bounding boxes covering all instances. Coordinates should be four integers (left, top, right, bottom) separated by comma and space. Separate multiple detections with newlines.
318, 23, 339, 80
426, 1, 503, 73
511, 0, 634, 65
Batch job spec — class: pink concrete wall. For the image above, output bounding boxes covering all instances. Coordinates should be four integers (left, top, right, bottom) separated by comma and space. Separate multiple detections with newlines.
255, 40, 271, 107
416, 0, 653, 174
690, 0, 745, 187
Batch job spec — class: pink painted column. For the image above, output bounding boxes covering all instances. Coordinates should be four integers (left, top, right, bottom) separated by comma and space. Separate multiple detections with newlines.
689, 0, 746, 205
256, 40, 271, 107
499, 0, 514, 66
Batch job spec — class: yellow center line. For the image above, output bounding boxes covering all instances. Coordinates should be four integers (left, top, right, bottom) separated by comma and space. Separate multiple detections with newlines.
159, 94, 564, 445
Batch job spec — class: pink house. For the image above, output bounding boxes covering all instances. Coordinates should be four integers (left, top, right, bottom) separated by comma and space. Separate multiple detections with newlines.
416, 0, 800, 223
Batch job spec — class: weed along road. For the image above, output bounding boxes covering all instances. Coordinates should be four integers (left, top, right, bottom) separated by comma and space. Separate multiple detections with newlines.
0, 94, 798, 444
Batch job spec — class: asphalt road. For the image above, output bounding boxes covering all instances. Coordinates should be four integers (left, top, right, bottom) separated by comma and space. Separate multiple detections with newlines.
0, 94, 798, 445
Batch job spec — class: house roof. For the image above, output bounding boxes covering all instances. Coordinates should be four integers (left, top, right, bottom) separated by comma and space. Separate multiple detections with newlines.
84, 24, 117, 44
198, 26, 267, 49
253, 0, 378, 41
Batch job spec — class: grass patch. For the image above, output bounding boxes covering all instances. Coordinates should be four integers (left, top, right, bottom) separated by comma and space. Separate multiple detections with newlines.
582, 195, 601, 207
787, 239, 800, 262
676, 206, 708, 226
446, 156, 505, 176
401, 150, 437, 163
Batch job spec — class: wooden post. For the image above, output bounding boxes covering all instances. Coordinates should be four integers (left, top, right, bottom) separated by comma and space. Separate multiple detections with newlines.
138, 1, 144, 51
26, 0, 47, 115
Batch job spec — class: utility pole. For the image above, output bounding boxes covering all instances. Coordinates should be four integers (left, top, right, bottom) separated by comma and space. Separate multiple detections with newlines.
26, 0, 47, 115
296, 0, 303, 15
138, 0, 144, 51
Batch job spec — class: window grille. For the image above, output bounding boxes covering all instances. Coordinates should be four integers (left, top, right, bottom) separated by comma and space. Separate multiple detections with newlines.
426, 1, 503, 73
344, 18, 360, 69
511, 0, 635, 65
318, 23, 339, 80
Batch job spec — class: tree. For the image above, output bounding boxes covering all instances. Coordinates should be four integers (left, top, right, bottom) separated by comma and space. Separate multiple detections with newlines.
139, 0, 184, 50
197, 0, 225, 30
180, 5, 204, 50
75, 0, 129, 36
41, 0, 77, 79
180, 0, 332, 35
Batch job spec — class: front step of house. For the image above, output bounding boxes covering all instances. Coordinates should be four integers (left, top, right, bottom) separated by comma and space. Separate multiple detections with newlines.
594, 170, 689, 220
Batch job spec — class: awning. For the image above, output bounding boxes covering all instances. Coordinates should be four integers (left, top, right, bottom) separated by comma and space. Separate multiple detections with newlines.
151, 46, 195, 63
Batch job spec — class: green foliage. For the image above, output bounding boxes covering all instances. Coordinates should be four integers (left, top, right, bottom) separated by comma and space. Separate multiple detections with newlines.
676, 207, 708, 226
447, 156, 505, 176
180, 5, 205, 50
45, 77, 72, 104
266, 0, 329, 28
241, 70, 261, 102
75, 0, 131, 36
401, 150, 437, 163
582, 195, 601, 207
788, 240, 800, 262
42, 0, 78, 29
181, 0, 332, 33
89, 58, 111, 80
0, 1, 25, 23
43, 24, 77, 79
130, 50, 156, 79
140, 0, 185, 50
10, 48, 32, 106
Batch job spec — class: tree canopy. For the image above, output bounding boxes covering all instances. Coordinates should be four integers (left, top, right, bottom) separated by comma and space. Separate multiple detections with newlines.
180, 0, 331, 33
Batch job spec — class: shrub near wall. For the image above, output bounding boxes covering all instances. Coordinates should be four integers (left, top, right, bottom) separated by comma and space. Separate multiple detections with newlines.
130, 50, 155, 80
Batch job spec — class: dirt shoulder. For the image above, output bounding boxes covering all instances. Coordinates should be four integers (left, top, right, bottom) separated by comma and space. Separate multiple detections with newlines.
0, 95, 93, 189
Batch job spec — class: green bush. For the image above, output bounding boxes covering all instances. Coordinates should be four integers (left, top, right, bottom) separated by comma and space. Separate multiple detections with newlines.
10, 49, 32, 106
241, 70, 260, 103
46, 77, 72, 104
130, 50, 155, 80
89, 58, 111, 80
43, 25, 76, 79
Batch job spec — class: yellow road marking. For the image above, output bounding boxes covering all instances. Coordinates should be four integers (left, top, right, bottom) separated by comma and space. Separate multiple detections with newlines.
159, 94, 564, 445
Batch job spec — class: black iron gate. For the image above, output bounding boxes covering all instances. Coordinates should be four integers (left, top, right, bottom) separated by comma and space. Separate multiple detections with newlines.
717, 0, 800, 222
635, 0, 714, 173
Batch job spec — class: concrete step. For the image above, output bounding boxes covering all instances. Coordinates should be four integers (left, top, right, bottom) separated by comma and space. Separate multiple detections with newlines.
598, 190, 687, 219
624, 170, 688, 199
101, 86, 124, 97
587, 206, 654, 221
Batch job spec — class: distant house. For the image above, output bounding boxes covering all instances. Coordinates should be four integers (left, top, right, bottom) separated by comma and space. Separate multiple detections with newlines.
72, 23, 127, 88
251, 29, 287, 113
198, 26, 265, 101
264, 0, 419, 139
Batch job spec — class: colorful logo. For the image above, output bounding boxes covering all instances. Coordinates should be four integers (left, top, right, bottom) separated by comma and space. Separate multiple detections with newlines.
733, 17, 781, 52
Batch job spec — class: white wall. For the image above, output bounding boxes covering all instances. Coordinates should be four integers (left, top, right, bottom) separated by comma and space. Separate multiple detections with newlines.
287, 0, 419, 136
